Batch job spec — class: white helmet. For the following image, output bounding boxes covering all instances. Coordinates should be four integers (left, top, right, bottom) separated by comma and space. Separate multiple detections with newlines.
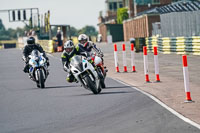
78, 34, 88, 44
64, 40, 74, 54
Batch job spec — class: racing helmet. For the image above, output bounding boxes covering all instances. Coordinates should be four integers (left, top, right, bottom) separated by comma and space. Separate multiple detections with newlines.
27, 37, 35, 44
64, 40, 75, 54
78, 34, 88, 44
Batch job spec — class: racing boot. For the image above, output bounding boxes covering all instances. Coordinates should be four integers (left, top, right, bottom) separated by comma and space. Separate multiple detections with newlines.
23, 64, 29, 73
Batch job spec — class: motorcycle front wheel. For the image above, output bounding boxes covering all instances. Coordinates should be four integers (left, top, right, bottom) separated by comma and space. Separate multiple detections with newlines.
84, 75, 101, 94
37, 69, 45, 88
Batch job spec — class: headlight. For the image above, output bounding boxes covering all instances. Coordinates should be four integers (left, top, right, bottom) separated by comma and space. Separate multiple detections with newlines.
39, 59, 45, 66
30, 59, 37, 67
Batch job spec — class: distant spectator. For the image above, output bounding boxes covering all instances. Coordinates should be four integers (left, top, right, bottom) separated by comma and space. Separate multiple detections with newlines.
24, 31, 28, 36
56, 29, 63, 46
97, 34, 102, 42
27, 29, 35, 37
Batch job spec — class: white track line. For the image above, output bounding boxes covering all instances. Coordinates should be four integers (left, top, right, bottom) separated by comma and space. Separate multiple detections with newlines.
49, 53, 200, 130
114, 78, 200, 130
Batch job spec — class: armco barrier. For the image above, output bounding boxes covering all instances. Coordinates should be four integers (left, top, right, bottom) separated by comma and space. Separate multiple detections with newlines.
0, 44, 3, 49
38, 40, 54, 53
0, 40, 17, 49
146, 36, 200, 55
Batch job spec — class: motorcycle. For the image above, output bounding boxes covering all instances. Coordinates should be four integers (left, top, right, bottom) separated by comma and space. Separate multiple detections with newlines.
92, 53, 106, 88
70, 55, 102, 94
27, 50, 49, 88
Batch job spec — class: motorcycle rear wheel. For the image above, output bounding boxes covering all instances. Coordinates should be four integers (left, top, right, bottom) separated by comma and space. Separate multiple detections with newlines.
97, 68, 106, 88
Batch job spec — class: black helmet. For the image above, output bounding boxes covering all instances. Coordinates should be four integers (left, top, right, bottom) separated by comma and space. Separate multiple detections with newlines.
27, 37, 35, 44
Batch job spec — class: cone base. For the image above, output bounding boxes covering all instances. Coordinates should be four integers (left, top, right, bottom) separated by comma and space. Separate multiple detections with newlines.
156, 74, 160, 82
184, 100, 194, 103
116, 67, 119, 72
132, 66, 136, 72
124, 66, 127, 72
145, 75, 150, 82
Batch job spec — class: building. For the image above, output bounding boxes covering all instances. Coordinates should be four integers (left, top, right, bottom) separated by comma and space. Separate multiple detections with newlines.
123, 0, 181, 18
98, 0, 124, 42
98, 0, 182, 42
99, 0, 123, 24
123, 0, 185, 42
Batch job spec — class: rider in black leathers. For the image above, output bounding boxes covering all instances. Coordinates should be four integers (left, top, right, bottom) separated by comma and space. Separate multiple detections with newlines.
22, 37, 49, 73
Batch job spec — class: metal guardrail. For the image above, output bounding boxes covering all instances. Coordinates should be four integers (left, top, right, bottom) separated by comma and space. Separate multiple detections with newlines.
0, 40, 17, 49
146, 36, 200, 55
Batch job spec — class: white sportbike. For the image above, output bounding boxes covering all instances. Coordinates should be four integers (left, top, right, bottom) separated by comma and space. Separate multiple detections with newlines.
27, 50, 49, 88
70, 55, 102, 94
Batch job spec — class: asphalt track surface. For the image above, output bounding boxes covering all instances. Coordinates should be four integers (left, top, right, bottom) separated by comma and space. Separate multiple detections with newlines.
0, 49, 199, 133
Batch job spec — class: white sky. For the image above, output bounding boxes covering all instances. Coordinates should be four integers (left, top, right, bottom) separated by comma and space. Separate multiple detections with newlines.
0, 0, 106, 30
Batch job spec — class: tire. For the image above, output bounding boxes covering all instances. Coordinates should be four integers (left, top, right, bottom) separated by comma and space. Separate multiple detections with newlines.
84, 75, 99, 94
97, 68, 106, 88
38, 69, 45, 88
100, 80, 106, 88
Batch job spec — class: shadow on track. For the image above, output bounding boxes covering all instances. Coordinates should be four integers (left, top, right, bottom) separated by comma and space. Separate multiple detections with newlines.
73, 90, 135, 96
45, 85, 80, 89
103, 85, 137, 89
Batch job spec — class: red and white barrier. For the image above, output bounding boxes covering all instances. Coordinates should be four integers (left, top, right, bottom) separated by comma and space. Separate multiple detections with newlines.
131, 43, 136, 72
143, 46, 150, 82
154, 47, 160, 82
114, 44, 119, 72
122, 44, 127, 72
182, 55, 192, 102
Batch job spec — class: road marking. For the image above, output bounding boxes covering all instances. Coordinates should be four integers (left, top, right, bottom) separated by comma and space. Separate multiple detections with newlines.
49, 52, 200, 130
114, 78, 200, 130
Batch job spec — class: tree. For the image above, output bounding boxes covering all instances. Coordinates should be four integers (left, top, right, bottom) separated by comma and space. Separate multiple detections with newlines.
70, 26, 78, 36
117, 8, 128, 24
0, 19, 28, 40
78, 25, 98, 36
0, 19, 10, 40
0, 19, 6, 32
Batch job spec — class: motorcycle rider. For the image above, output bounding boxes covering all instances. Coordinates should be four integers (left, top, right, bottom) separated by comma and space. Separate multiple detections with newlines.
22, 37, 49, 73
61, 40, 86, 83
78, 34, 107, 72
78, 34, 102, 55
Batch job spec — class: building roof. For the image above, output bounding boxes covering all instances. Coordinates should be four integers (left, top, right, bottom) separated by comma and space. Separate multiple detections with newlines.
137, 0, 200, 16
157, 0, 200, 14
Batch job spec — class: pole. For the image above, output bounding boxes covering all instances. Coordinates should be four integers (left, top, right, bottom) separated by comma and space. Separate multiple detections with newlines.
122, 44, 127, 72
131, 43, 136, 72
182, 55, 193, 102
114, 44, 119, 72
143, 46, 150, 82
154, 47, 160, 82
